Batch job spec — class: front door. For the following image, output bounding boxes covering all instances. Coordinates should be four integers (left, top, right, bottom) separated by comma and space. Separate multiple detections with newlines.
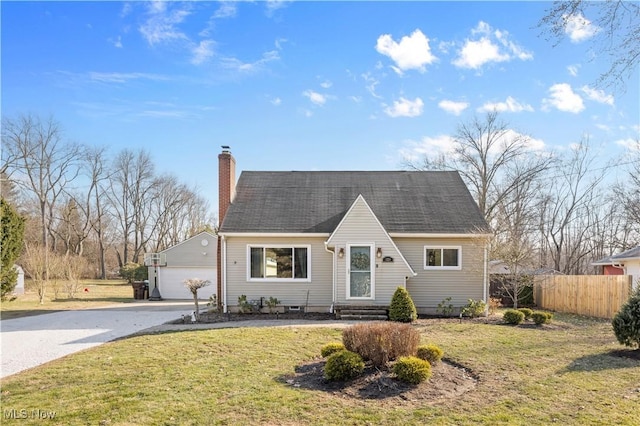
348, 244, 374, 299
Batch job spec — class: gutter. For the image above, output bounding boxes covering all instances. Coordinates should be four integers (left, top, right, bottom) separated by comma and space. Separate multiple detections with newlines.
222, 235, 228, 313
324, 242, 336, 313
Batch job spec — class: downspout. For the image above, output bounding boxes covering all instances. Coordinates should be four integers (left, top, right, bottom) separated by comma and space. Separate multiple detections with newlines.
222, 235, 228, 313
483, 239, 488, 304
324, 242, 336, 313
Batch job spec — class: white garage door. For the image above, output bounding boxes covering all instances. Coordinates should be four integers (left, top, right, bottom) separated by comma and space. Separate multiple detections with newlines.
158, 267, 217, 300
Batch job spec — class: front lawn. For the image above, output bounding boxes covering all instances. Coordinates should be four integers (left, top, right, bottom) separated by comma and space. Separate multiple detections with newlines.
0, 279, 134, 320
1, 314, 638, 425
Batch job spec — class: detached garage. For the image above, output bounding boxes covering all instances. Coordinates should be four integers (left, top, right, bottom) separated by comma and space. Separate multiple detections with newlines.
145, 231, 217, 300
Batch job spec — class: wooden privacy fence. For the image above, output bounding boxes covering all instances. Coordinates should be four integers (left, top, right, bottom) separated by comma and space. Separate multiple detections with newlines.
533, 275, 633, 319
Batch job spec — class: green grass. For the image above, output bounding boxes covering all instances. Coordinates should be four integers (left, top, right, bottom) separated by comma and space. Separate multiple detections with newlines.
0, 279, 134, 320
1, 314, 639, 425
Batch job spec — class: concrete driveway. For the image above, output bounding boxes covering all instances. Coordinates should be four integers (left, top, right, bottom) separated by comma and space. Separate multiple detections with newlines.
0, 301, 193, 379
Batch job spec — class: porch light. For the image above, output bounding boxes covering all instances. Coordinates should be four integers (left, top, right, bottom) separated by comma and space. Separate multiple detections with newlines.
377, 247, 382, 258
338, 248, 344, 258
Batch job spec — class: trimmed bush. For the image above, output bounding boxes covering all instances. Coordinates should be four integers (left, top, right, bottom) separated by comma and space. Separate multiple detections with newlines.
342, 322, 420, 367
393, 356, 432, 384
389, 286, 417, 323
503, 309, 525, 325
324, 350, 365, 381
416, 344, 444, 364
531, 311, 552, 325
612, 286, 640, 349
321, 342, 345, 358
517, 308, 533, 320
461, 299, 487, 318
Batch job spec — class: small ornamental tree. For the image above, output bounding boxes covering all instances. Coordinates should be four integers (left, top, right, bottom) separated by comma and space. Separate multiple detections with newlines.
389, 286, 417, 323
612, 285, 640, 350
183, 278, 211, 321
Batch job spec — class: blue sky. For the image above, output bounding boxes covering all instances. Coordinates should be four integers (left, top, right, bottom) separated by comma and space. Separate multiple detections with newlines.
3, 1, 639, 214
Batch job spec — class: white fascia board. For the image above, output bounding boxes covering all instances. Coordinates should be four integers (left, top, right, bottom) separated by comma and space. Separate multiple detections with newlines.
327, 194, 417, 277
157, 231, 218, 254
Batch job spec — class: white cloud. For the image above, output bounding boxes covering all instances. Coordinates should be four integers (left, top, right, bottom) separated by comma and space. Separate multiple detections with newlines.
375, 29, 437, 74
191, 40, 215, 65
88, 72, 169, 84
221, 50, 280, 73
567, 64, 580, 77
542, 83, 585, 113
139, 2, 191, 46
266, 0, 291, 15
615, 138, 640, 151
271, 97, 282, 106
401, 129, 546, 164
453, 21, 532, 70
581, 86, 614, 106
384, 97, 424, 118
303, 90, 327, 106
362, 72, 382, 99
564, 13, 599, 43
478, 96, 533, 113
320, 80, 332, 89
438, 99, 469, 116
109, 35, 123, 48
213, 1, 237, 19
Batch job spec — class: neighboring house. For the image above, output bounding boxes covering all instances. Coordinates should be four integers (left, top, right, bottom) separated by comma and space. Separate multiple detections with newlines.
591, 255, 625, 276
145, 231, 217, 300
216, 148, 491, 314
611, 246, 640, 288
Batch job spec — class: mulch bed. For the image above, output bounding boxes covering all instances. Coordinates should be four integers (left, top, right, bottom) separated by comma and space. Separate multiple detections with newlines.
281, 358, 478, 407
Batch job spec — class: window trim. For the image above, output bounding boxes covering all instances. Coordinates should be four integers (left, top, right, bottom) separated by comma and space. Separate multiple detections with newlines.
246, 244, 312, 282
423, 245, 462, 270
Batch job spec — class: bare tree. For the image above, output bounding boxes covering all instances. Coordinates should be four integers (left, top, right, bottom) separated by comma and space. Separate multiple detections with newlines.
2, 114, 85, 281
106, 149, 156, 266
406, 111, 554, 227
21, 243, 49, 304
538, 139, 611, 274
539, 0, 640, 92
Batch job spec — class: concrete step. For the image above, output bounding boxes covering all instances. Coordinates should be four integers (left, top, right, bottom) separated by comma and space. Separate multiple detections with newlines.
339, 314, 389, 321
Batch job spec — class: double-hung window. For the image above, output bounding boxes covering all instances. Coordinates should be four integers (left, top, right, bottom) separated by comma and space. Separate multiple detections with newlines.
424, 246, 461, 270
249, 245, 310, 281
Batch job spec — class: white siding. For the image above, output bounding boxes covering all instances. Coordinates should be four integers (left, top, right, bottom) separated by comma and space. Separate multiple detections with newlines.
161, 233, 217, 268
329, 197, 413, 306
224, 236, 333, 312
397, 237, 487, 314
625, 260, 640, 289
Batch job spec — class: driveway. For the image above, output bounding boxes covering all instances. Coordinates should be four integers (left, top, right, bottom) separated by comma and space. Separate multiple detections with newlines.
0, 301, 193, 379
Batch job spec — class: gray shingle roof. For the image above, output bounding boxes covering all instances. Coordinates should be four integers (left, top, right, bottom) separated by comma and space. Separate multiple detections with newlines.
219, 171, 489, 234
611, 246, 640, 260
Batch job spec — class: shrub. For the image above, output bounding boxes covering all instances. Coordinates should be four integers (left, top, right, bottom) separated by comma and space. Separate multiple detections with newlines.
531, 311, 551, 325
503, 309, 525, 325
612, 286, 640, 349
321, 342, 345, 358
342, 322, 420, 367
488, 297, 502, 315
461, 299, 486, 318
393, 356, 432, 384
517, 308, 533, 320
436, 297, 454, 317
389, 286, 417, 322
324, 350, 365, 381
416, 344, 444, 364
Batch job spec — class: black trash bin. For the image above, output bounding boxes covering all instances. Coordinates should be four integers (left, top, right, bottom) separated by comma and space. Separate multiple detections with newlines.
132, 281, 146, 300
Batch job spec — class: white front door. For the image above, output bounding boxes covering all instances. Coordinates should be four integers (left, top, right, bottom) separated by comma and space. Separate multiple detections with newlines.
347, 244, 374, 299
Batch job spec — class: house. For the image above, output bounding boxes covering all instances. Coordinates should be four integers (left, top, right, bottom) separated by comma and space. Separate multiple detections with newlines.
145, 231, 217, 300
591, 255, 625, 276
216, 148, 491, 314
611, 246, 640, 288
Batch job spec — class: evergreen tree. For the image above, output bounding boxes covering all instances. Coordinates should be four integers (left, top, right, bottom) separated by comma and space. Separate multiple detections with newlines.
1, 198, 25, 300
389, 286, 417, 323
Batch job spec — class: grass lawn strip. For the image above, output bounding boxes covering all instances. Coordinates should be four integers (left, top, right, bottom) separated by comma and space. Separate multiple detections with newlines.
1, 314, 638, 425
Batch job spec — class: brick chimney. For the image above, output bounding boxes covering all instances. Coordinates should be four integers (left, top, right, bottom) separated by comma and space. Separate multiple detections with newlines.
218, 145, 236, 226
217, 146, 235, 310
